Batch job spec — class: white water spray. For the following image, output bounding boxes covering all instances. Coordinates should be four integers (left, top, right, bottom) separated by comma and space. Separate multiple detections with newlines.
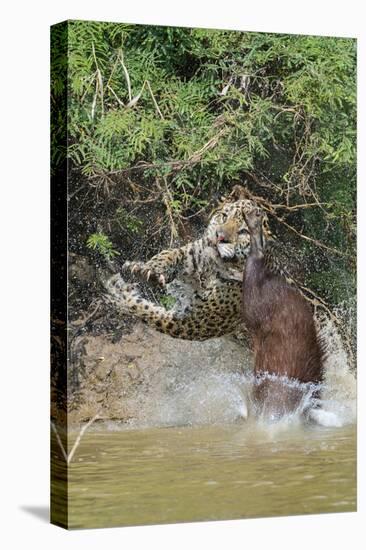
125, 312, 356, 430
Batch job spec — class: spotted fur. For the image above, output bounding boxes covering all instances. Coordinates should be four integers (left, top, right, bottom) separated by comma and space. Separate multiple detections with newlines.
105, 198, 276, 340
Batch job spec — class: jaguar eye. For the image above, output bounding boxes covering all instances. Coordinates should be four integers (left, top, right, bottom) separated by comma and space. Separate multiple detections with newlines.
238, 227, 249, 235
220, 213, 228, 223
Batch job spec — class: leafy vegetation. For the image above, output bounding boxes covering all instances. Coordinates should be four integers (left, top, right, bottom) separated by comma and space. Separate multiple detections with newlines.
159, 295, 177, 310
51, 21, 356, 314
86, 232, 120, 260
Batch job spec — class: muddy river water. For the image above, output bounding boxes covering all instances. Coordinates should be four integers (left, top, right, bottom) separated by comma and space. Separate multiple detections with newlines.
63, 420, 356, 529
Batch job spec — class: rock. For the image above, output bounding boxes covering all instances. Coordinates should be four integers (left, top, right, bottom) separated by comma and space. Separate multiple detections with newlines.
65, 321, 253, 427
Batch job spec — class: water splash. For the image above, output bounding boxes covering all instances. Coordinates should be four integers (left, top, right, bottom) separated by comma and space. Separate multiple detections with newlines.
316, 313, 357, 426
122, 309, 356, 430
128, 370, 251, 428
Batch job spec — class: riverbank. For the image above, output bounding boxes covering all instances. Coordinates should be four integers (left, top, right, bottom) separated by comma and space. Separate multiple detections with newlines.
59, 322, 252, 427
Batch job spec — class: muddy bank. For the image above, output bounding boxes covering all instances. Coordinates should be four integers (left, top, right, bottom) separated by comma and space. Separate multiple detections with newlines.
64, 321, 252, 427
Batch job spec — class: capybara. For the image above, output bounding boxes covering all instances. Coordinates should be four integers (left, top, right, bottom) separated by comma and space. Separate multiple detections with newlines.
242, 207, 324, 419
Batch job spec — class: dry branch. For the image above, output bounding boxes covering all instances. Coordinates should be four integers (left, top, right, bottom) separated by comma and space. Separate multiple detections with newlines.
51, 414, 100, 464
50, 421, 68, 463
156, 176, 180, 246
70, 300, 102, 328
275, 216, 346, 258
67, 414, 100, 464
230, 184, 347, 258
89, 126, 229, 180
92, 43, 104, 117
107, 84, 125, 107
146, 80, 165, 120
119, 49, 132, 102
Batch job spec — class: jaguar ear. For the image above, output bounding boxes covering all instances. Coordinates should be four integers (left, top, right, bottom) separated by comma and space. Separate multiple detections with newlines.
229, 184, 249, 201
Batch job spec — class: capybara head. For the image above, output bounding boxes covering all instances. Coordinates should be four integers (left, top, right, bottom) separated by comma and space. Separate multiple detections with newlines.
244, 207, 265, 233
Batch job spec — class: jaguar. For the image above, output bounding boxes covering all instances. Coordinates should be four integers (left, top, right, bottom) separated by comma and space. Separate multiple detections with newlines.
104, 187, 291, 340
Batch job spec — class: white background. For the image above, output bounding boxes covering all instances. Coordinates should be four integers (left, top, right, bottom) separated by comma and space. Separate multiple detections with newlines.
0, 1, 365, 548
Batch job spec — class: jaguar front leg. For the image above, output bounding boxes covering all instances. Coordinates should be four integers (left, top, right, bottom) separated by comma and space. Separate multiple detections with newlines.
123, 245, 189, 286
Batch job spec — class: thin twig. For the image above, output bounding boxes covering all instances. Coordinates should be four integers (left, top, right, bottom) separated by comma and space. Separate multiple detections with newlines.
275, 216, 346, 257
67, 414, 100, 464
51, 414, 100, 464
119, 49, 132, 102
231, 185, 347, 258
91, 78, 98, 120
50, 421, 68, 463
273, 106, 303, 121
92, 43, 104, 117
181, 205, 208, 220
107, 84, 125, 107
88, 128, 228, 179
68, 183, 88, 200
126, 80, 146, 108
156, 176, 179, 246
81, 71, 98, 104
269, 202, 329, 211
51, 413, 99, 464
146, 80, 165, 120
105, 56, 120, 89
123, 194, 161, 204
89, 159, 186, 176
70, 300, 102, 328
242, 170, 284, 195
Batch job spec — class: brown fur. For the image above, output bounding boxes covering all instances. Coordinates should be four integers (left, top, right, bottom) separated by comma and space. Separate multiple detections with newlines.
242, 208, 324, 417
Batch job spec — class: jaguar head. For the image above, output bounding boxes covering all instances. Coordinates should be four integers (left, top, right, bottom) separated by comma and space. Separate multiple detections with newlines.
206, 198, 270, 260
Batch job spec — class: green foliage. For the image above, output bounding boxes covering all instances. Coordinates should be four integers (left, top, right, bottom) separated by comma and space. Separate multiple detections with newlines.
51, 23, 68, 171
63, 21, 356, 308
115, 207, 143, 234
159, 295, 177, 310
65, 22, 356, 183
86, 232, 120, 260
